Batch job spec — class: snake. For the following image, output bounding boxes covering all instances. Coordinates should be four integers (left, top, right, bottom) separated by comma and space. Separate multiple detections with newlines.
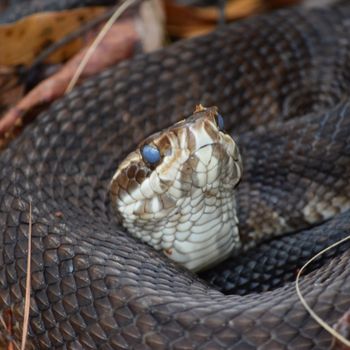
1, 2, 350, 349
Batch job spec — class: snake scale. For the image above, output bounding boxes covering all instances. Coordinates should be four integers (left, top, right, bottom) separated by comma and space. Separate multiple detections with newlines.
1, 2, 350, 349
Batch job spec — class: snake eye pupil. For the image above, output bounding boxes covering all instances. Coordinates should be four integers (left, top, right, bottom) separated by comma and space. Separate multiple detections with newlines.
216, 113, 225, 130
141, 145, 161, 165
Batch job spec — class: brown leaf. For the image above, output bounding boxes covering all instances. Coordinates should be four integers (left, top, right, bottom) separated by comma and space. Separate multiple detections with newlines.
0, 19, 139, 136
0, 6, 107, 66
0, 66, 23, 115
164, 0, 302, 38
0, 0, 165, 147
0, 18, 140, 137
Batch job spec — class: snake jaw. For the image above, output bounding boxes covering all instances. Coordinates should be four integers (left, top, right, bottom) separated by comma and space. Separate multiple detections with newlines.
110, 106, 243, 271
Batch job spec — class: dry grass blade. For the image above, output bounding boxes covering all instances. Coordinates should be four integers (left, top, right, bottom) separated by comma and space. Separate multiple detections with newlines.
65, 0, 138, 93
295, 234, 350, 348
20, 202, 32, 350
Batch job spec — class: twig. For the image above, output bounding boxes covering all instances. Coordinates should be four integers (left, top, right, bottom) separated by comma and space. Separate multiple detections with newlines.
20, 202, 32, 350
295, 234, 350, 348
65, 0, 138, 93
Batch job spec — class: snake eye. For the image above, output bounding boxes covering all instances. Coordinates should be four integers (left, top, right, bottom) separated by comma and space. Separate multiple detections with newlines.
215, 113, 225, 131
141, 144, 161, 166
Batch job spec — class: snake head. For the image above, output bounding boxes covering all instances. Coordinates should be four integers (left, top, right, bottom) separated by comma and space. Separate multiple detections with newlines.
110, 106, 243, 271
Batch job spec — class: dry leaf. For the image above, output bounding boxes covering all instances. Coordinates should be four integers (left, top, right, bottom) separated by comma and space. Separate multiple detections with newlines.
0, 6, 107, 66
164, 0, 302, 38
0, 18, 139, 136
0, 66, 23, 114
0, 0, 165, 142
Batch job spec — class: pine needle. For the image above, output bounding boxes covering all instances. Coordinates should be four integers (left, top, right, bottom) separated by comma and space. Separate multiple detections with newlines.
295, 234, 350, 348
65, 0, 138, 94
20, 202, 32, 350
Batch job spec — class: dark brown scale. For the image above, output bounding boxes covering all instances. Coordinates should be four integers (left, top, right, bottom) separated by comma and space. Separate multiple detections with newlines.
1, 3, 350, 350
135, 167, 149, 184
126, 164, 137, 178
116, 170, 129, 190
155, 134, 171, 153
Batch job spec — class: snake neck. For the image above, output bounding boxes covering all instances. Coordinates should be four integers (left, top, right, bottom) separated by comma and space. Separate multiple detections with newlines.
121, 183, 241, 272
165, 187, 241, 272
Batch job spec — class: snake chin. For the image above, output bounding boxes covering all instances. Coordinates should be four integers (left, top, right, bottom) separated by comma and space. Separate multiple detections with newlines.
110, 106, 243, 271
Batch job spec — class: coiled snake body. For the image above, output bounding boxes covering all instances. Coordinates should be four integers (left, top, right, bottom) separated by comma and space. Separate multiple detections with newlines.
1, 3, 350, 349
